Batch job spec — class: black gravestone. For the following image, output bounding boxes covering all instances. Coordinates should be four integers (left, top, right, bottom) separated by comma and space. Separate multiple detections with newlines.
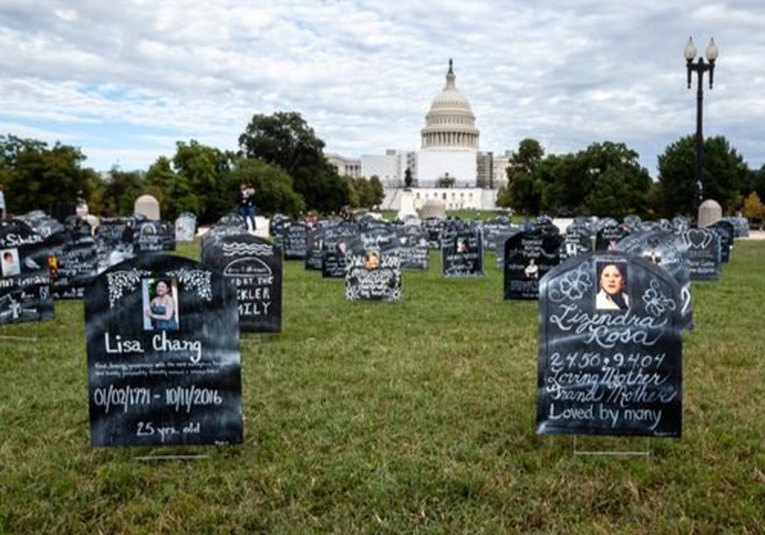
395, 225, 429, 270
0, 220, 54, 324
344, 237, 402, 301
423, 218, 446, 249
441, 226, 483, 277
595, 220, 630, 251
134, 221, 176, 254
321, 223, 359, 279
503, 229, 564, 300
47, 228, 99, 299
85, 254, 243, 447
680, 228, 720, 281
707, 220, 734, 264
203, 233, 283, 332
562, 224, 594, 261
283, 222, 308, 260
537, 252, 682, 437
304, 227, 324, 271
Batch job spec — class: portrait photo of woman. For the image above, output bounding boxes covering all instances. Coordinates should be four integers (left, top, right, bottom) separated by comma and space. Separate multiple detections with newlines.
143, 278, 179, 331
595, 261, 629, 310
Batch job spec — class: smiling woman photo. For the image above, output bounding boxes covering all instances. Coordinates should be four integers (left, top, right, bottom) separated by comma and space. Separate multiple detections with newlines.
596, 262, 629, 310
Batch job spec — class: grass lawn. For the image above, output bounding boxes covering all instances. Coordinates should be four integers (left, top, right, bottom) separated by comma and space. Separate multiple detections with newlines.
1, 240, 764, 534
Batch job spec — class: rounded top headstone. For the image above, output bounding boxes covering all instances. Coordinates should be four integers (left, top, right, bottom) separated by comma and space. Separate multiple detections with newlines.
419, 198, 446, 220
698, 199, 722, 228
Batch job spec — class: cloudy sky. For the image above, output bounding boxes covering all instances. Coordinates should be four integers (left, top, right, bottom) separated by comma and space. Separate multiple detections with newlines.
1, 1, 763, 177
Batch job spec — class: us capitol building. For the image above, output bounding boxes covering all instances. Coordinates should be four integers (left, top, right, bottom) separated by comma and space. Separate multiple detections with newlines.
327, 60, 510, 212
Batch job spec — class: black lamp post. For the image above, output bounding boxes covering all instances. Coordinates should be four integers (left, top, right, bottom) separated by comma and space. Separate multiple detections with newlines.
684, 36, 718, 221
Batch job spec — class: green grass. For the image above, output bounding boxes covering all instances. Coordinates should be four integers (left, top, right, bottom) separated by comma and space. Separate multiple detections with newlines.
1, 241, 764, 534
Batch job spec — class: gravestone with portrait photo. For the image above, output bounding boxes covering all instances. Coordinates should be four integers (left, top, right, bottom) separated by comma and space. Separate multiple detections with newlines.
202, 233, 283, 332
679, 227, 721, 281
344, 236, 402, 301
441, 224, 483, 278
503, 229, 564, 300
537, 252, 683, 438
321, 222, 359, 279
85, 254, 243, 447
133, 220, 176, 254
0, 220, 54, 324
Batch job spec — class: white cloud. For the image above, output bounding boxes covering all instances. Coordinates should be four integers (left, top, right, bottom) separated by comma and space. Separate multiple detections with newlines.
0, 0, 764, 176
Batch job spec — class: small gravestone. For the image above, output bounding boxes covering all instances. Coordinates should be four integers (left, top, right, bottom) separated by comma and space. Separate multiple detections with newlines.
562, 224, 593, 261
422, 217, 446, 249
595, 219, 629, 251
203, 233, 283, 332
85, 254, 243, 447
707, 219, 734, 264
396, 224, 429, 270
134, 220, 175, 254
321, 223, 359, 279
134, 195, 160, 221
175, 213, 197, 242
217, 212, 247, 230
503, 229, 564, 299
482, 216, 514, 251
304, 227, 324, 271
680, 228, 720, 281
269, 214, 290, 250
698, 199, 722, 228
0, 221, 53, 324
537, 252, 683, 438
47, 228, 99, 299
441, 225, 483, 277
93, 217, 137, 273
615, 230, 693, 331
283, 222, 308, 260
344, 237, 402, 301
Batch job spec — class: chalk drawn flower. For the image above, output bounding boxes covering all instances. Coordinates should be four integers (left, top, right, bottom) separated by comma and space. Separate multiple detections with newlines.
642, 279, 677, 317
549, 262, 594, 303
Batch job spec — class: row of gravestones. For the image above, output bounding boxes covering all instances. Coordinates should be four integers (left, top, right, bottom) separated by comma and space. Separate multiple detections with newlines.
4, 210, 745, 448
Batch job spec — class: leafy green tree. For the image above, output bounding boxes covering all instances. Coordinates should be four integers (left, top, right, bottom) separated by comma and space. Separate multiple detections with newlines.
655, 135, 748, 216
238, 111, 351, 213
172, 140, 236, 222
0, 134, 98, 216
367, 175, 385, 208
229, 158, 305, 217
99, 168, 145, 216
501, 139, 545, 215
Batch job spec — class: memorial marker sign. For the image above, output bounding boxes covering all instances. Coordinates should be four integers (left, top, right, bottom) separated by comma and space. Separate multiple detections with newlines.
85, 254, 243, 447
537, 252, 682, 437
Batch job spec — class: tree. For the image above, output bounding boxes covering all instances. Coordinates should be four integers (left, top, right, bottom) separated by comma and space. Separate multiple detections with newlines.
99, 168, 145, 216
367, 175, 385, 208
238, 111, 351, 213
501, 139, 545, 215
0, 134, 98, 216
742, 191, 765, 227
655, 135, 748, 217
171, 140, 236, 222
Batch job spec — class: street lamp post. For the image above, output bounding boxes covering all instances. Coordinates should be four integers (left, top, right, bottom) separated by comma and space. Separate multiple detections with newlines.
684, 37, 718, 221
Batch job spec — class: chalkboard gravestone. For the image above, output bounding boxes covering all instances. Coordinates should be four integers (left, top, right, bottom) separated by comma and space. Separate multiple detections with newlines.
707, 220, 734, 264
562, 224, 593, 261
304, 227, 324, 271
203, 233, 283, 333
680, 228, 720, 281
345, 237, 402, 301
283, 222, 308, 260
0, 220, 53, 324
537, 252, 682, 437
175, 212, 197, 242
321, 222, 359, 279
396, 224, 429, 270
48, 228, 99, 299
595, 219, 630, 251
503, 229, 564, 300
616, 230, 694, 332
85, 254, 243, 447
441, 225, 483, 278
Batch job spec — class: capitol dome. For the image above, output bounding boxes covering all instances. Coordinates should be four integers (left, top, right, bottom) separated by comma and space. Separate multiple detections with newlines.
421, 59, 480, 151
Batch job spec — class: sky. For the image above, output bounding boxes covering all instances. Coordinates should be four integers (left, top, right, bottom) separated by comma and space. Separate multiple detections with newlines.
1, 1, 764, 178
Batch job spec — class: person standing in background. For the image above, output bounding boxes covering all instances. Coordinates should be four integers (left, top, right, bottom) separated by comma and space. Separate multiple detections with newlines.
0, 184, 5, 220
237, 182, 256, 231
